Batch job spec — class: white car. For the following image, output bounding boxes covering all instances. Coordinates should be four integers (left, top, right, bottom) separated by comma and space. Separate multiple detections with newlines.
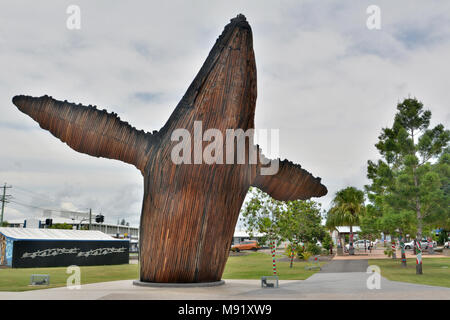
445, 241, 449, 249
404, 240, 435, 250
404, 241, 414, 249
345, 240, 371, 251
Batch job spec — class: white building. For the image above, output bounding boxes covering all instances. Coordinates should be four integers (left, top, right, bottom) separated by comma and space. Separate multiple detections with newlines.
232, 230, 264, 245
6, 218, 139, 252
331, 226, 362, 245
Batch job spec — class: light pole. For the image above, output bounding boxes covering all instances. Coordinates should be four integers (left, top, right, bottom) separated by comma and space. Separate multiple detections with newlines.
73, 217, 91, 230
1, 183, 12, 225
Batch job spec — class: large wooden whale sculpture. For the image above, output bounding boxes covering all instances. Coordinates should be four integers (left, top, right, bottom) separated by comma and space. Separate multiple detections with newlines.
12, 14, 327, 284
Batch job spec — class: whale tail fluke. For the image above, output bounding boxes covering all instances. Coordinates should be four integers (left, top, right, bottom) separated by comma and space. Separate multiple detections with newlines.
12, 95, 155, 173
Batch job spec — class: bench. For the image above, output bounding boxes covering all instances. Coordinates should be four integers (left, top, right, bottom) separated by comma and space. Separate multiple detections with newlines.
30, 274, 50, 286
261, 276, 279, 288
305, 255, 321, 270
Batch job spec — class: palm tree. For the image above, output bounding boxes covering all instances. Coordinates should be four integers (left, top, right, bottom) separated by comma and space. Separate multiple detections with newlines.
327, 187, 365, 255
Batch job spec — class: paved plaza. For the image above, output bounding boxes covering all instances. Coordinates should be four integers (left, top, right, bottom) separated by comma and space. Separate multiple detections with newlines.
1, 260, 449, 300
1, 246, 449, 300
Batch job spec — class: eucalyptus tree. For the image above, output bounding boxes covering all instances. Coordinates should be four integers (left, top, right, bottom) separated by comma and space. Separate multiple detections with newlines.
240, 187, 285, 248
278, 200, 324, 267
241, 188, 326, 269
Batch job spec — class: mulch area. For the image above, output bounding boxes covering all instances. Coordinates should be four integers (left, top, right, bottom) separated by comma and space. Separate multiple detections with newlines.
277, 254, 335, 263
227, 248, 336, 262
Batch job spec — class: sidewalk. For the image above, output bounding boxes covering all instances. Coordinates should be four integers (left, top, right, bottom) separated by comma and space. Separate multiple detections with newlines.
0, 274, 448, 300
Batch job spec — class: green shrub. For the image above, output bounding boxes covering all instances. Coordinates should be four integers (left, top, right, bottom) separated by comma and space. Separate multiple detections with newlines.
49, 223, 73, 230
384, 247, 393, 257
438, 231, 449, 245
285, 243, 299, 259
305, 242, 321, 256
321, 233, 333, 254
302, 251, 312, 262
295, 245, 306, 260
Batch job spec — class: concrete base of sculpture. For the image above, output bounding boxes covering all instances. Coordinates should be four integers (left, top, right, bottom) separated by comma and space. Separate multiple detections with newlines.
133, 280, 225, 288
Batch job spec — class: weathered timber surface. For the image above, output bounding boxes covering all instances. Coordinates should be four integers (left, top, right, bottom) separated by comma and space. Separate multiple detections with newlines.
12, 14, 327, 283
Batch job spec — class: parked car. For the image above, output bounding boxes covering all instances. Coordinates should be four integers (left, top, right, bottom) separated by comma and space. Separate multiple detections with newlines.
445, 241, 449, 249
345, 240, 371, 251
404, 239, 435, 250
404, 240, 418, 249
231, 240, 260, 252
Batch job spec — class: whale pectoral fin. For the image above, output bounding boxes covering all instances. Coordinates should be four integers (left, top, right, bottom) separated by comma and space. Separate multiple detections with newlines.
252, 153, 327, 201
12, 95, 155, 173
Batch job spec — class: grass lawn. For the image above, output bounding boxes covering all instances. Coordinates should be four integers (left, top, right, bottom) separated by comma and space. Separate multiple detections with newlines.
223, 252, 324, 280
0, 252, 322, 291
369, 257, 450, 288
0, 264, 139, 292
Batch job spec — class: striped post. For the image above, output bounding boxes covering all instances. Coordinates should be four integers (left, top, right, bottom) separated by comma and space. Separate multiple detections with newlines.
271, 240, 277, 275
391, 240, 396, 259
349, 232, 354, 254
400, 237, 406, 267
416, 240, 422, 274
427, 237, 433, 254
289, 243, 295, 268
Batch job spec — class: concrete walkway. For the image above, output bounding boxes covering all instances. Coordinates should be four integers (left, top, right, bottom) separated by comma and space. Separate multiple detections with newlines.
0, 272, 449, 300
320, 260, 368, 273
1, 253, 449, 300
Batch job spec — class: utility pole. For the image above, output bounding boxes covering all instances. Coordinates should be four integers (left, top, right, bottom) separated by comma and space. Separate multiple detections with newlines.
1, 183, 12, 225
89, 208, 92, 230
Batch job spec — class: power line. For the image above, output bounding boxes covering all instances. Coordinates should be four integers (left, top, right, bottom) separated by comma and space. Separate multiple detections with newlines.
9, 199, 52, 211
9, 184, 91, 216
8, 199, 88, 215
12, 186, 58, 205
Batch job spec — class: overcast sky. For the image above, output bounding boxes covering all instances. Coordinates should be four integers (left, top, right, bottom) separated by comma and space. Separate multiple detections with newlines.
1, 0, 449, 227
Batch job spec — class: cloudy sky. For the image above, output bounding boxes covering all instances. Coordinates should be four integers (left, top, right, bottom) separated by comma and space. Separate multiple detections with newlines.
1, 0, 449, 227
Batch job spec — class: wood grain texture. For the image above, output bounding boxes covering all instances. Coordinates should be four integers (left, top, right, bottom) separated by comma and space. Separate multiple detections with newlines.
12, 14, 327, 283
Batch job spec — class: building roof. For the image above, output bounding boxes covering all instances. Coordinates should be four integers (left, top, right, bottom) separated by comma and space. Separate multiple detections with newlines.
7, 218, 139, 229
0, 227, 125, 241
335, 226, 361, 233
233, 230, 264, 238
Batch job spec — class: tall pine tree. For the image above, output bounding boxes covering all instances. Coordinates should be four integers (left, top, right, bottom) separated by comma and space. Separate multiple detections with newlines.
366, 98, 449, 274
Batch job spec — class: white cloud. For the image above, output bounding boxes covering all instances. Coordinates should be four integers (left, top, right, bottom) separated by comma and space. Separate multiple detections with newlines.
1, 1, 449, 226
